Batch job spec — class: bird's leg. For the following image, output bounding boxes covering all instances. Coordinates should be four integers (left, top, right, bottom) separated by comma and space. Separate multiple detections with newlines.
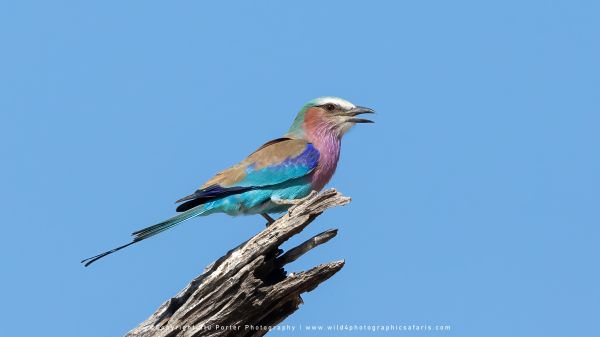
261, 213, 275, 227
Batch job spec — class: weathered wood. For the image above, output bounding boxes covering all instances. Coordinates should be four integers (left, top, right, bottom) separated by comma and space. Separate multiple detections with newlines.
126, 189, 350, 337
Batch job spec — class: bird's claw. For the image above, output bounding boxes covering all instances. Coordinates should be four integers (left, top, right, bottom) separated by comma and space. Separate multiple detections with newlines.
271, 191, 317, 212
271, 197, 302, 206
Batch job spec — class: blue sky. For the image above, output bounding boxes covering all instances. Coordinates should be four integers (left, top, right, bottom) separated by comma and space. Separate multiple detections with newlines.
1, 1, 599, 336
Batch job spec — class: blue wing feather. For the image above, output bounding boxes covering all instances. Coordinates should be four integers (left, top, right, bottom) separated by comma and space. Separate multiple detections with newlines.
176, 142, 319, 212
236, 143, 319, 187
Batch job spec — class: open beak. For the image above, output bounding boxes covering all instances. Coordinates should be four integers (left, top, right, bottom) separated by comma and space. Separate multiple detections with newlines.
346, 106, 375, 123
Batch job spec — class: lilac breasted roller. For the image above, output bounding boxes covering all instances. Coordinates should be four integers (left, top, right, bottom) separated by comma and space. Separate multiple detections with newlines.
81, 97, 374, 266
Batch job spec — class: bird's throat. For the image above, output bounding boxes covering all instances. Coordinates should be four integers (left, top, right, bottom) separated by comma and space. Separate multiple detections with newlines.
306, 129, 341, 191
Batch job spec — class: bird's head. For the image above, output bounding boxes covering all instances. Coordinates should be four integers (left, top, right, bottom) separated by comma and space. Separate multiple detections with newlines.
286, 97, 374, 140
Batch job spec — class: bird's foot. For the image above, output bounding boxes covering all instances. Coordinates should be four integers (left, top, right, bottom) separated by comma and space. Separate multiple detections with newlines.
270, 197, 302, 206
271, 191, 318, 209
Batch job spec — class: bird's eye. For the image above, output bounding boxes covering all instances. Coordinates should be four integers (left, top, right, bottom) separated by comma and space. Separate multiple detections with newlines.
324, 104, 336, 111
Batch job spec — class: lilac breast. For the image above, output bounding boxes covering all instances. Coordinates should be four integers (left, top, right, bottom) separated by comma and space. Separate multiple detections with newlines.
310, 134, 341, 191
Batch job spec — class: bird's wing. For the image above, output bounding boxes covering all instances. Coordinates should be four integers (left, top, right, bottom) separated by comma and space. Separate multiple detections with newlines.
175, 138, 319, 212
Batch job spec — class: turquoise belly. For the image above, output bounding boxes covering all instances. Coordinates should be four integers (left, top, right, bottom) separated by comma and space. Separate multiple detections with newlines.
201, 180, 313, 216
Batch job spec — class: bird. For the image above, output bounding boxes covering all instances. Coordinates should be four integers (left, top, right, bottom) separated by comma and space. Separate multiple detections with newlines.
81, 97, 374, 266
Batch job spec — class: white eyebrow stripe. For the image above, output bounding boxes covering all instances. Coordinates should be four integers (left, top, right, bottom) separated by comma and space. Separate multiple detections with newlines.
312, 97, 356, 110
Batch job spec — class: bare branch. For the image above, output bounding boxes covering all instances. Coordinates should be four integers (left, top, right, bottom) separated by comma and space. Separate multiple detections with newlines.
277, 229, 338, 266
125, 189, 350, 337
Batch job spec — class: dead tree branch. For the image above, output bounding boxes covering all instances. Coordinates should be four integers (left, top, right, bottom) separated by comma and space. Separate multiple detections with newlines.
126, 189, 351, 337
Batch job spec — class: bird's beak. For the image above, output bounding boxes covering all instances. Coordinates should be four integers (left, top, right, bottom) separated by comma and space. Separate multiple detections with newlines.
345, 106, 375, 123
